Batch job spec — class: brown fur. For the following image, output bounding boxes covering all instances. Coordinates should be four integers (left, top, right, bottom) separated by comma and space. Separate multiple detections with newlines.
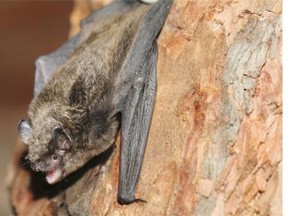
23, 4, 151, 179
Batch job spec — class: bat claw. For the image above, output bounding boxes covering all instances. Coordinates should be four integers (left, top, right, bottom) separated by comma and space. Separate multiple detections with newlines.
134, 198, 147, 204
117, 196, 147, 205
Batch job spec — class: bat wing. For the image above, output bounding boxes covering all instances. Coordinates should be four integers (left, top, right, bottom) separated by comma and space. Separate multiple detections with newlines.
34, 35, 80, 97
33, 1, 140, 97
115, 0, 173, 204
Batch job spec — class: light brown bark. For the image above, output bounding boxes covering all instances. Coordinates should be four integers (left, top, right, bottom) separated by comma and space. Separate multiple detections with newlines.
8, 0, 282, 215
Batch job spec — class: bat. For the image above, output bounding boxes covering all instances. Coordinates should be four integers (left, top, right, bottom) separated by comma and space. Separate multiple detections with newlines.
18, 0, 172, 204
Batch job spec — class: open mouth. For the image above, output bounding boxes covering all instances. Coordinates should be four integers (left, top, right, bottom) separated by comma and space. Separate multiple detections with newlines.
45, 168, 63, 184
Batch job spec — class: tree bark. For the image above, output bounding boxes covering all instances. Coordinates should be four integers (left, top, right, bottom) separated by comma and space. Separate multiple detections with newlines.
8, 0, 282, 215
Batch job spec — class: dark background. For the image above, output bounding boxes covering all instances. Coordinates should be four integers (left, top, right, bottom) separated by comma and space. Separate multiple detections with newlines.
0, 1, 73, 214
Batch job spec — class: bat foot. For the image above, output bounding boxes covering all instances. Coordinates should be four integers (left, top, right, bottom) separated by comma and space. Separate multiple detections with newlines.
117, 195, 147, 205
134, 198, 147, 204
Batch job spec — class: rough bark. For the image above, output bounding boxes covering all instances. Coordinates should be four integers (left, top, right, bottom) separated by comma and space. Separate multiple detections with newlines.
8, 0, 282, 215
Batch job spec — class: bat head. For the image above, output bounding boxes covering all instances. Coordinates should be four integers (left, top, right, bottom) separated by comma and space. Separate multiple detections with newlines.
18, 119, 71, 184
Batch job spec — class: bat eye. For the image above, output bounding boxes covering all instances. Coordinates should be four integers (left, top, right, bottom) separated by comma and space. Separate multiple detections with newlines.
52, 155, 58, 160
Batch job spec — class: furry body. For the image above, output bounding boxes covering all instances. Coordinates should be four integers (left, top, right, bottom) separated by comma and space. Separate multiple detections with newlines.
19, 0, 172, 204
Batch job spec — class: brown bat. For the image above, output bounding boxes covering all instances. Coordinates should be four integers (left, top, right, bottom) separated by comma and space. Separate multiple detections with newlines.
18, 0, 172, 204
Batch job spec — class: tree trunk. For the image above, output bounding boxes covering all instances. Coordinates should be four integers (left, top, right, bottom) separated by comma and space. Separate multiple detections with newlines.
8, 0, 282, 215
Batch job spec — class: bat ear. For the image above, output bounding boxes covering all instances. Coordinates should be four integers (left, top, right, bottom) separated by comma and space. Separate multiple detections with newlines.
52, 126, 71, 151
18, 120, 32, 145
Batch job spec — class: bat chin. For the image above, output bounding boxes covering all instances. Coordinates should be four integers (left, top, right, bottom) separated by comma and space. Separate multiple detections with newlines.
45, 168, 63, 184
